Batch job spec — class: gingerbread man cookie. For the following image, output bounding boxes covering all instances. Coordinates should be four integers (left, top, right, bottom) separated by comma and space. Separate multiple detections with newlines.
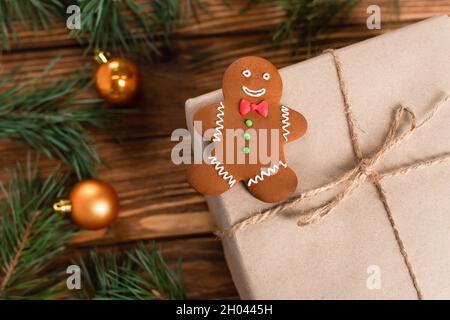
187, 56, 307, 203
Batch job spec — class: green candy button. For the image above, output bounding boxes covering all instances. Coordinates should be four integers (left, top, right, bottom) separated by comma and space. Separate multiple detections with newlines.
243, 133, 251, 141
243, 147, 250, 154
244, 119, 253, 127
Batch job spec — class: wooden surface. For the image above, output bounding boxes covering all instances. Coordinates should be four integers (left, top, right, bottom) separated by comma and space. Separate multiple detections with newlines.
0, 0, 448, 299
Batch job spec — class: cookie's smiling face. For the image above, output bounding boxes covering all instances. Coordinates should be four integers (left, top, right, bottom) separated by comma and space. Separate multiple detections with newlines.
222, 56, 282, 104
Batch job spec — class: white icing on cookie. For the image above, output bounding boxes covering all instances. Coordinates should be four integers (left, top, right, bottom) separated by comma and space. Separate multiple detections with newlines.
212, 102, 225, 142
208, 156, 236, 188
247, 160, 288, 187
242, 69, 251, 78
281, 105, 290, 141
242, 86, 266, 98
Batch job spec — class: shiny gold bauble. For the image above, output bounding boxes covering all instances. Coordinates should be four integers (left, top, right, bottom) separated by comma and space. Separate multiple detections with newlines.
69, 179, 120, 230
95, 57, 140, 105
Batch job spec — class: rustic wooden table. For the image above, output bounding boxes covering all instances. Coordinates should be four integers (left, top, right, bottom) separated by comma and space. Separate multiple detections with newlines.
0, 0, 447, 299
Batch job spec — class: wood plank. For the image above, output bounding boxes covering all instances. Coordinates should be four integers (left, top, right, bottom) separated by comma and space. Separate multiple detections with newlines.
70, 212, 215, 245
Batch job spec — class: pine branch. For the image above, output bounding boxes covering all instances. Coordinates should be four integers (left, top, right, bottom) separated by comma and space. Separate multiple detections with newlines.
70, 0, 161, 57
150, 0, 180, 44
150, 0, 211, 42
75, 243, 186, 300
0, 210, 40, 295
1, 0, 207, 56
149, 0, 209, 37
266, 0, 400, 55
270, 0, 360, 55
0, 0, 62, 51
70, 0, 209, 57
0, 61, 110, 179
0, 158, 74, 299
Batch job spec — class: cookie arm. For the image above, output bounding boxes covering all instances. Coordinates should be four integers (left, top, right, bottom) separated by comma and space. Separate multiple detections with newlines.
192, 102, 222, 137
283, 106, 307, 141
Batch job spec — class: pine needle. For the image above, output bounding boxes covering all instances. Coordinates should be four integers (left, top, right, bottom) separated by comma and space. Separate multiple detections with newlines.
71, 0, 161, 57
272, 0, 360, 55
1, 0, 209, 55
75, 243, 186, 300
0, 158, 74, 299
0, 61, 110, 179
70, 0, 209, 57
0, 0, 62, 51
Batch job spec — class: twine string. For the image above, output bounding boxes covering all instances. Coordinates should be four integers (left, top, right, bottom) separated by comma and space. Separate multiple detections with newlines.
217, 49, 450, 300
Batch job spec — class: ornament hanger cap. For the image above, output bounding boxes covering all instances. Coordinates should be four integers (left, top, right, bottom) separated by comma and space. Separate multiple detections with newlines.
53, 199, 72, 215
94, 50, 110, 64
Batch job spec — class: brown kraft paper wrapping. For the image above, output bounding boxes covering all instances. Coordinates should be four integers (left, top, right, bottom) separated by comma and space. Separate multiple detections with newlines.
184, 16, 450, 299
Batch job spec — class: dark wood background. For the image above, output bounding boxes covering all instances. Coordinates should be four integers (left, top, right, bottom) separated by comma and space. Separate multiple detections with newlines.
0, 0, 448, 299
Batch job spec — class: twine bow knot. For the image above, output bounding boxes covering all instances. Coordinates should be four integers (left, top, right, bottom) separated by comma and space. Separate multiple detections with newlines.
358, 158, 373, 177
297, 104, 420, 226
218, 49, 450, 300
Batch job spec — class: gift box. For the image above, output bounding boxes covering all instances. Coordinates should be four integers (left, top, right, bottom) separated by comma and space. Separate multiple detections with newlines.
185, 16, 450, 299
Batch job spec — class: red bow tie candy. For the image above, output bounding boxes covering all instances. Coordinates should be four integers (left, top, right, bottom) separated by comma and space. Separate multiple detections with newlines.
239, 99, 269, 118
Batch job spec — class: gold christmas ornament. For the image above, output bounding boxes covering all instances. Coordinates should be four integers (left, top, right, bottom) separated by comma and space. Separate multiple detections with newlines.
94, 51, 140, 105
54, 179, 120, 230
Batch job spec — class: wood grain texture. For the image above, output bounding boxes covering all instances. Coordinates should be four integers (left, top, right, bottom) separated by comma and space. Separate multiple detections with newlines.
0, 0, 448, 299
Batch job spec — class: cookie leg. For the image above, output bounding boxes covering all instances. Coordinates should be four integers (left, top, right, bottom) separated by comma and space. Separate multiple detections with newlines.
246, 165, 297, 203
186, 163, 236, 196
